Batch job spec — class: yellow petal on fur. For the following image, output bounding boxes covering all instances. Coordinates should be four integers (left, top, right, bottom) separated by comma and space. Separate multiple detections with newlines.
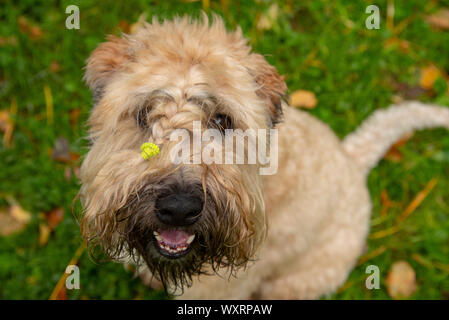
290, 90, 317, 109
141, 142, 160, 160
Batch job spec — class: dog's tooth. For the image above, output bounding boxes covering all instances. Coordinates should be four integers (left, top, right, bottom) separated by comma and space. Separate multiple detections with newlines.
153, 231, 162, 241
187, 234, 195, 244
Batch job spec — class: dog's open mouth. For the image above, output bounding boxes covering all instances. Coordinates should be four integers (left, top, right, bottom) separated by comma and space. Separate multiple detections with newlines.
153, 229, 195, 258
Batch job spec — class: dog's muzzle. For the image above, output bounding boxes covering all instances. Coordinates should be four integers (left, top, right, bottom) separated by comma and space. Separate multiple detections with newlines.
152, 192, 203, 258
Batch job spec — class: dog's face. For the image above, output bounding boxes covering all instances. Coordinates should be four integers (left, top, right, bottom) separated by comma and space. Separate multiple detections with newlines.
79, 16, 286, 291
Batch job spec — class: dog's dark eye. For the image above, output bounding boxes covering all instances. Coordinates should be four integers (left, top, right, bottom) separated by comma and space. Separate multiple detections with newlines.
212, 113, 233, 132
136, 107, 150, 129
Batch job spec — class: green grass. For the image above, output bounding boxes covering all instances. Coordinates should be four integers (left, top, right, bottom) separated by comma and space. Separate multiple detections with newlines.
1, 0, 449, 299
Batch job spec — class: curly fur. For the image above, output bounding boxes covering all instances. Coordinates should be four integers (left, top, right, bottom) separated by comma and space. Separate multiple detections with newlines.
79, 15, 449, 299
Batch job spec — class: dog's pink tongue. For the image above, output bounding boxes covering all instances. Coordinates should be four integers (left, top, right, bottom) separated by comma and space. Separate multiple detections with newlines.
158, 229, 190, 245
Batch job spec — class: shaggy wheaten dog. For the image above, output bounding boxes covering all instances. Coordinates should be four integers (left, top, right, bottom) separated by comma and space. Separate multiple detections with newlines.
79, 15, 449, 299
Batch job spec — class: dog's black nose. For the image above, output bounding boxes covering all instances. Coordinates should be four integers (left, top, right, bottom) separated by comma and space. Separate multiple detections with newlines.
156, 193, 203, 226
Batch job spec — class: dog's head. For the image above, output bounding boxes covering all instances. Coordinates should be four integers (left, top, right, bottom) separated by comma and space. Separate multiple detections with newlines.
79, 15, 286, 292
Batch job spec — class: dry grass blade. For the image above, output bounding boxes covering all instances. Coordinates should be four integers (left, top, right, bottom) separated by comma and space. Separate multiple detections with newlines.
202, 0, 210, 11
371, 178, 438, 239
44, 85, 53, 125
357, 245, 387, 265
49, 244, 85, 300
412, 253, 449, 273
397, 178, 438, 223
386, 0, 395, 31
380, 189, 394, 217
370, 225, 400, 239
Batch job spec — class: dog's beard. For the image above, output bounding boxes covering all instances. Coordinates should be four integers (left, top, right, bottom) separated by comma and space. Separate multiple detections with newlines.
106, 182, 252, 294
80, 161, 266, 294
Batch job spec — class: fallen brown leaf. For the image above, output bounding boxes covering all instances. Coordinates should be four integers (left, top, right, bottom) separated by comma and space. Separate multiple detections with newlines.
426, 8, 449, 30
118, 20, 131, 33
18, 16, 44, 40
18, 16, 31, 33
45, 208, 64, 230
10, 204, 32, 223
29, 25, 43, 40
70, 152, 80, 162
386, 261, 417, 299
49, 61, 61, 73
0, 110, 13, 147
0, 203, 32, 236
130, 12, 148, 34
51, 137, 80, 164
384, 38, 410, 53
0, 208, 23, 236
290, 90, 318, 109
257, 4, 279, 31
69, 108, 81, 127
39, 222, 51, 246
384, 132, 414, 162
0, 36, 18, 47
420, 65, 442, 90
52, 137, 71, 162
384, 147, 403, 162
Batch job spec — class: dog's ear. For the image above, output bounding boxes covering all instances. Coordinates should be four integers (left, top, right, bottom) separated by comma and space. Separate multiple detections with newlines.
84, 35, 132, 104
247, 53, 287, 126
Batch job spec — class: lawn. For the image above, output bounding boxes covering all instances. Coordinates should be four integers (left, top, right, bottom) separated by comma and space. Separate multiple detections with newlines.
1, 0, 449, 299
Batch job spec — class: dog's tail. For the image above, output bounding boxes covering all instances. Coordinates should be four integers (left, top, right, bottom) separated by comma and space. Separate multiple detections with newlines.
342, 101, 449, 175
